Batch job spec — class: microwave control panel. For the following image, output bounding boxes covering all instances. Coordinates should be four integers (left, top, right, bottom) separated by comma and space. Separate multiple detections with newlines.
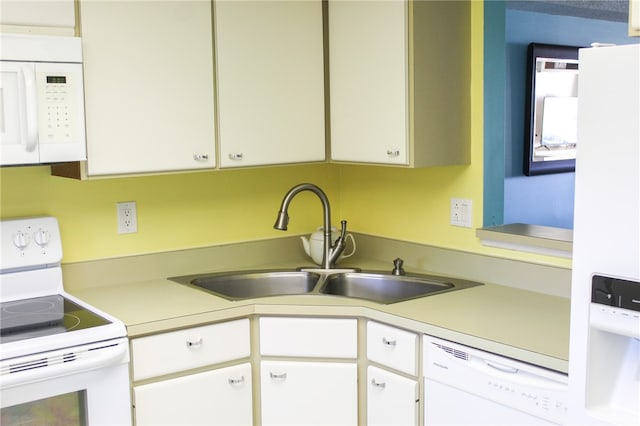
35, 63, 85, 146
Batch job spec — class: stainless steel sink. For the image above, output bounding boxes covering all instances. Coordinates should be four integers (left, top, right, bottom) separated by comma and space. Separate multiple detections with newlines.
318, 272, 481, 304
169, 268, 482, 303
169, 270, 321, 300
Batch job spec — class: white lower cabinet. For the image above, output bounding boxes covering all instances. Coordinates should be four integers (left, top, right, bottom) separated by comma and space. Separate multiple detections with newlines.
367, 365, 418, 426
130, 319, 251, 425
366, 321, 419, 426
260, 360, 358, 426
129, 316, 428, 425
134, 363, 252, 426
259, 317, 358, 425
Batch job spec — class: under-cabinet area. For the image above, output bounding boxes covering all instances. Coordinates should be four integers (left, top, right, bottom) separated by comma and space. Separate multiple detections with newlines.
128, 316, 568, 426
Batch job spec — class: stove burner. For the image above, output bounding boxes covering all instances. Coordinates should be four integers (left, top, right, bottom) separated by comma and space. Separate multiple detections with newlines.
0, 295, 111, 345
2, 312, 81, 331
3, 300, 57, 314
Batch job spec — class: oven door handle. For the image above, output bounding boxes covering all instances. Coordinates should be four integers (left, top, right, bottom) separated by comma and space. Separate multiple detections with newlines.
0, 341, 128, 389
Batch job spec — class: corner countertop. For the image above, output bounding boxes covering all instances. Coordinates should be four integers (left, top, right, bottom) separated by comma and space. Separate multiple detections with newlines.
68, 260, 570, 373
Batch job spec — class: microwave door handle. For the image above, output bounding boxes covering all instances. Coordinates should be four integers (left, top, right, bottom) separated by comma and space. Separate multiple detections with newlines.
20, 65, 38, 152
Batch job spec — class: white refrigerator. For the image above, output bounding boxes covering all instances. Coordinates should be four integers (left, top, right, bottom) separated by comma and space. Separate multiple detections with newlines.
568, 44, 640, 425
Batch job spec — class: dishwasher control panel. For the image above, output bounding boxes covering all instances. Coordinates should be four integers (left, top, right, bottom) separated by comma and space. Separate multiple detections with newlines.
423, 336, 568, 425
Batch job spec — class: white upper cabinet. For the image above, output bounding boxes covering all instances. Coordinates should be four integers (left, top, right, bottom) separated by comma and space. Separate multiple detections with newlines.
0, 0, 75, 35
328, 0, 470, 167
80, 0, 216, 176
329, 0, 408, 165
215, 0, 326, 168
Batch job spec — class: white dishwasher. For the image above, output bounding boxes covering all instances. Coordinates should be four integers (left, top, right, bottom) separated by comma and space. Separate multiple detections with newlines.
423, 336, 568, 425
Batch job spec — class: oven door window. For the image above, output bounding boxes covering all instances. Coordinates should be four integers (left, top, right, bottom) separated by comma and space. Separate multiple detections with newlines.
1, 390, 87, 426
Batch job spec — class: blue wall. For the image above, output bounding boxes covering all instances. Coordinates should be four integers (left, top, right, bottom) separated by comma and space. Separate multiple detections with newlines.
484, 3, 637, 229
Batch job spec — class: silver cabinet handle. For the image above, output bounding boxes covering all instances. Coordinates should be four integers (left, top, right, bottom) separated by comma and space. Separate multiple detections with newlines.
185, 337, 203, 348
269, 372, 287, 381
228, 152, 243, 160
382, 337, 397, 346
228, 376, 245, 385
371, 378, 386, 388
193, 153, 209, 161
386, 150, 400, 157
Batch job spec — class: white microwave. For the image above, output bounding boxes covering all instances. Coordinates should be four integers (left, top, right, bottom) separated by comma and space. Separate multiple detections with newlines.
0, 33, 86, 166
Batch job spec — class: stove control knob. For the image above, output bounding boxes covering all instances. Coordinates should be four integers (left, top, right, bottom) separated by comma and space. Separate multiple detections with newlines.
13, 231, 30, 250
34, 229, 51, 247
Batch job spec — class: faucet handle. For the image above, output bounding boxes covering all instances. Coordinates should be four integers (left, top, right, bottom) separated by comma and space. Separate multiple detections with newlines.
332, 220, 348, 247
338, 220, 347, 239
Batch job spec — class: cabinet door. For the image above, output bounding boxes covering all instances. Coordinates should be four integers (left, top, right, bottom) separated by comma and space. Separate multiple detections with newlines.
0, 0, 75, 33
80, 1, 216, 175
215, 0, 325, 168
367, 366, 418, 426
261, 360, 358, 426
328, 0, 409, 165
134, 363, 252, 426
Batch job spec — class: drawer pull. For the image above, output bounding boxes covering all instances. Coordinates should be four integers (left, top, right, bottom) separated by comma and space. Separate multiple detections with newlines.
371, 378, 386, 388
185, 338, 203, 348
382, 337, 397, 347
269, 372, 287, 381
193, 153, 209, 161
228, 376, 245, 385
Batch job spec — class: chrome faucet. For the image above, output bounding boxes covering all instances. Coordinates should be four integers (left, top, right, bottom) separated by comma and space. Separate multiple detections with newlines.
274, 183, 348, 269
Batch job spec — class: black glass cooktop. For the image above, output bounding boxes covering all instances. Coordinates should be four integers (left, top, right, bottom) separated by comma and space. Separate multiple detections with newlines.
0, 295, 111, 344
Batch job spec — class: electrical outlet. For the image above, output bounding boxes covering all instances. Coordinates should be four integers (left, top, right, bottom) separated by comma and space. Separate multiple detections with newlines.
117, 201, 137, 234
450, 198, 472, 228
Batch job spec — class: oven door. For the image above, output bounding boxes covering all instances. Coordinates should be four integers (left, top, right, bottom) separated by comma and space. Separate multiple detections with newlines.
1, 338, 131, 426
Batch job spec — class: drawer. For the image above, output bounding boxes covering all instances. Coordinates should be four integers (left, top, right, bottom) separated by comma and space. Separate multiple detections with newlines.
367, 321, 417, 375
132, 318, 250, 381
260, 317, 357, 358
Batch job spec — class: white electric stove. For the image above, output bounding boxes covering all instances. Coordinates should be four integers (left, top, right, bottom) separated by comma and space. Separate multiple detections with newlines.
0, 216, 131, 425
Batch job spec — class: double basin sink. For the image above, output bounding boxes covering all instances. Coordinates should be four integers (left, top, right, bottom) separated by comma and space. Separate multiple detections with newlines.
169, 268, 482, 304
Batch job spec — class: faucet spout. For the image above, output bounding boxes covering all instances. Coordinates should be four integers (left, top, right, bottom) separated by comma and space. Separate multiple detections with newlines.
273, 183, 345, 269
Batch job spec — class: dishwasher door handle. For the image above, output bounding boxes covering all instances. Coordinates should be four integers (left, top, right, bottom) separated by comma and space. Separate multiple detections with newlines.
485, 361, 519, 374
468, 356, 567, 392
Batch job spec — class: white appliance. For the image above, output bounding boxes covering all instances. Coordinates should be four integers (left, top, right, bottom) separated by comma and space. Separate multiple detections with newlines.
423, 336, 568, 425
568, 44, 640, 426
0, 33, 87, 166
0, 217, 131, 425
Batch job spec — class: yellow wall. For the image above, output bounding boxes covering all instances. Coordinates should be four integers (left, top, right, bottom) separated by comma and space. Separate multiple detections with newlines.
0, 1, 571, 268
0, 164, 338, 261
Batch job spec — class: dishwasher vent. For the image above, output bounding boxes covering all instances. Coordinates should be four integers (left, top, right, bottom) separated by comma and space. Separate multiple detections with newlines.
432, 341, 469, 361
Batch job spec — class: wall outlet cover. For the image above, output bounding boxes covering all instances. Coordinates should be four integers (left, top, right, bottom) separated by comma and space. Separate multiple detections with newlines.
117, 201, 137, 234
451, 198, 472, 228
